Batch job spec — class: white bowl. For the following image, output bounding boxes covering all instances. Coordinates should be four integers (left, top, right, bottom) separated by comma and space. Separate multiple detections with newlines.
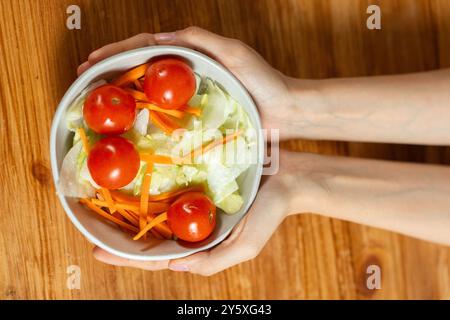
50, 46, 264, 261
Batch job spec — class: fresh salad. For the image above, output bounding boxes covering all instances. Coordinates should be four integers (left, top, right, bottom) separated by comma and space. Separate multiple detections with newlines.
59, 57, 256, 242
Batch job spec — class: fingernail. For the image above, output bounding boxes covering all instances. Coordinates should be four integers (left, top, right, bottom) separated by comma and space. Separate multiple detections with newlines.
155, 32, 175, 42
169, 264, 189, 272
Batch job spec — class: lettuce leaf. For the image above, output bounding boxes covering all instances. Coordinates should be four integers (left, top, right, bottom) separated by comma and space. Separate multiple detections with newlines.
57, 142, 95, 198
198, 79, 234, 130
217, 193, 244, 214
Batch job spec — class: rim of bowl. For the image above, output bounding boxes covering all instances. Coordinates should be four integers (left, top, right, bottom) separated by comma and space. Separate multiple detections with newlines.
50, 45, 264, 261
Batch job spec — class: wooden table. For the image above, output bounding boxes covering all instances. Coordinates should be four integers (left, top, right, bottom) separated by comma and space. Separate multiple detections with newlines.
1, 0, 450, 299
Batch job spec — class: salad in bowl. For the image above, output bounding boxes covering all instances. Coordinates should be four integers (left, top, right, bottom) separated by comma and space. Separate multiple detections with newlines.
53, 47, 262, 258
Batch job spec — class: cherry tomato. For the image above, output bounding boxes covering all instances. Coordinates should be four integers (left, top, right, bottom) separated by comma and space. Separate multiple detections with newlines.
167, 192, 216, 242
83, 85, 136, 135
143, 58, 196, 109
87, 136, 140, 189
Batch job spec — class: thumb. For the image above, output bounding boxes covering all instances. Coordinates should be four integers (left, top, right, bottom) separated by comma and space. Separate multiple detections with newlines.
168, 216, 251, 276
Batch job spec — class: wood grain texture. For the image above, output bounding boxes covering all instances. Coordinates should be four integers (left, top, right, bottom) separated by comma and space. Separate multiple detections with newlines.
1, 0, 450, 299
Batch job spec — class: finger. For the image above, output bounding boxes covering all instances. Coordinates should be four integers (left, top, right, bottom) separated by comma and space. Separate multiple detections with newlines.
77, 61, 91, 76
169, 178, 289, 276
93, 247, 170, 271
169, 218, 247, 274
87, 33, 156, 66
169, 218, 258, 276
154, 27, 242, 61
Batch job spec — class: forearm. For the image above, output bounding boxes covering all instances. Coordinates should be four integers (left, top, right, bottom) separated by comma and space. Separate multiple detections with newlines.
282, 69, 450, 144
281, 151, 450, 245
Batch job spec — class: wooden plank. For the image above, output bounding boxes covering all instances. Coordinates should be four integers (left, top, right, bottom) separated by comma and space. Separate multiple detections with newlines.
0, 0, 449, 299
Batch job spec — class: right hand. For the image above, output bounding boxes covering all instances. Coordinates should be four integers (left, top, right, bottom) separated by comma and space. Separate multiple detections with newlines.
78, 27, 293, 135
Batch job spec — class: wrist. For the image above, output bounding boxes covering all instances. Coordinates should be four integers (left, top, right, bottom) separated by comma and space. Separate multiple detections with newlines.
285, 76, 326, 113
282, 77, 337, 140
276, 151, 333, 217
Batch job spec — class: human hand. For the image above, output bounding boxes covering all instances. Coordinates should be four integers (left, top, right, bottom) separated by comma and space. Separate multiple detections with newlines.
93, 171, 292, 276
77, 26, 293, 136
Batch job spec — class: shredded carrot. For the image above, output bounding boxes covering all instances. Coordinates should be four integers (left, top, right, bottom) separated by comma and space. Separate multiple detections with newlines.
156, 111, 182, 130
91, 199, 141, 213
158, 224, 173, 239
110, 190, 140, 203
85, 187, 172, 239
111, 186, 203, 204
112, 63, 150, 87
112, 211, 140, 235
116, 203, 139, 212
155, 226, 172, 239
78, 127, 90, 154
150, 229, 164, 239
99, 188, 116, 213
134, 212, 168, 240
136, 102, 185, 119
102, 191, 170, 213
91, 198, 107, 207
134, 79, 143, 91
139, 163, 153, 232
140, 153, 187, 165
149, 111, 181, 135
125, 203, 169, 218
140, 153, 174, 165
80, 199, 138, 233
116, 207, 139, 226
150, 111, 172, 134
126, 209, 139, 220
182, 129, 243, 163
111, 212, 133, 234
115, 199, 141, 208
124, 88, 149, 102
148, 202, 170, 213
128, 202, 170, 214
148, 217, 173, 239
180, 106, 202, 117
